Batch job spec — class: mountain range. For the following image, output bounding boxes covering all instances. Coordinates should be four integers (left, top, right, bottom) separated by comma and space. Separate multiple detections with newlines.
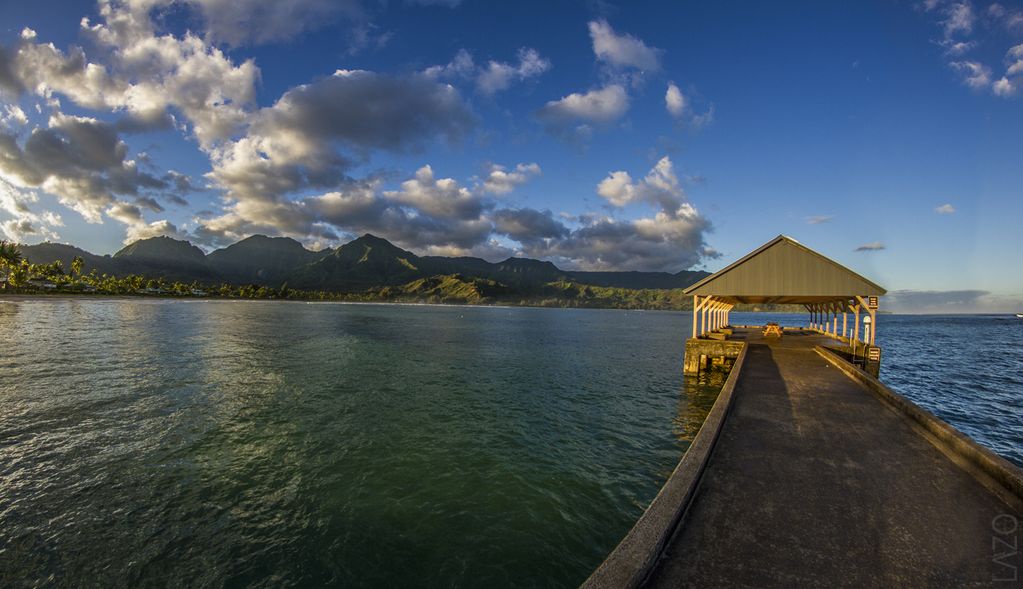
18, 234, 710, 293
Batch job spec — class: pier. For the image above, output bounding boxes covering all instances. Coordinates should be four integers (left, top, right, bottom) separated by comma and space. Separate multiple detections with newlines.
583, 236, 1023, 588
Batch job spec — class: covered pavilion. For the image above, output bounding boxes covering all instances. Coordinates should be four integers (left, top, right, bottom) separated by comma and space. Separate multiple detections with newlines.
684, 235, 887, 347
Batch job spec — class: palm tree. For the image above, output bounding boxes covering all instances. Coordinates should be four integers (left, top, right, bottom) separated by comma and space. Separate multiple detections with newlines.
71, 256, 84, 278
0, 240, 23, 290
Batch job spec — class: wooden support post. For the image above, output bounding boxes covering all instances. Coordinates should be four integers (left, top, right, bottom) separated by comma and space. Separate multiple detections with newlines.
700, 296, 713, 336
692, 295, 698, 338
853, 305, 860, 345
871, 299, 878, 345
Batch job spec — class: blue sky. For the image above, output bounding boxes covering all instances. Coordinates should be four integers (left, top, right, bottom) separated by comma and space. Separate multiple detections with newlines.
0, 0, 1021, 311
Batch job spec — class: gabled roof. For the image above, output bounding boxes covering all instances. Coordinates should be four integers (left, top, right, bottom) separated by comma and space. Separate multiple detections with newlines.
684, 235, 886, 305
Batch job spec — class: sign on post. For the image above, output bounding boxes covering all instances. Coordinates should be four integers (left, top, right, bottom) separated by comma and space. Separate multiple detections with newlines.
867, 347, 881, 362
868, 296, 878, 309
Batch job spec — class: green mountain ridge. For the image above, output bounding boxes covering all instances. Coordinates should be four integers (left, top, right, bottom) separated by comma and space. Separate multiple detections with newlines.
18, 233, 712, 297
207, 235, 328, 284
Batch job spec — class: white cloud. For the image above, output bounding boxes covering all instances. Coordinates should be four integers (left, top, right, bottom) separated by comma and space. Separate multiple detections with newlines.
935, 203, 956, 214
423, 49, 475, 79
206, 69, 474, 208
663, 81, 714, 127
993, 77, 1016, 96
124, 219, 185, 243
481, 162, 541, 195
540, 85, 629, 122
1005, 44, 1023, 76
588, 19, 661, 71
0, 113, 169, 224
920, 3, 1022, 98
949, 60, 992, 89
597, 156, 688, 215
14, 2, 262, 147
1, 105, 28, 127
528, 208, 714, 272
425, 47, 551, 95
596, 171, 636, 207
108, 197, 188, 244
536, 84, 629, 137
940, 39, 976, 56
0, 179, 62, 242
989, 44, 1023, 97
943, 2, 975, 37
384, 164, 483, 220
806, 215, 834, 224
11, 40, 128, 113
476, 48, 551, 94
988, 3, 1023, 30
665, 82, 685, 118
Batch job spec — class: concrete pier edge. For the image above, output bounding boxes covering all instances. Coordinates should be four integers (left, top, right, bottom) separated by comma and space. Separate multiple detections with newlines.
580, 343, 749, 589
815, 345, 1023, 509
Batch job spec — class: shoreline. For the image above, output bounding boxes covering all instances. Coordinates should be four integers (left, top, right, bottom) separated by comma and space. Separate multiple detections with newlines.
2, 294, 1014, 316
0, 293, 697, 313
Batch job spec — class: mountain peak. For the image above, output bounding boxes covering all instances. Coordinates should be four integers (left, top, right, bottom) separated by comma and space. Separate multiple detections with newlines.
227, 234, 307, 250
114, 236, 206, 264
351, 233, 393, 246
499, 256, 558, 269
206, 234, 325, 283
337, 234, 415, 258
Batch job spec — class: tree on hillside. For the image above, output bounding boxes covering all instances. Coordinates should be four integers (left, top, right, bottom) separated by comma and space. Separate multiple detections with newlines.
0, 241, 23, 289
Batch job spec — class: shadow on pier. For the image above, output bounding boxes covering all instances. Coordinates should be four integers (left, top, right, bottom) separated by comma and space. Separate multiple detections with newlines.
646, 329, 1020, 587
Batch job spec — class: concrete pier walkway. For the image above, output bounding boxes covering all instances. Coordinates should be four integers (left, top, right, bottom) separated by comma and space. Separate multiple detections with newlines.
646, 329, 1020, 587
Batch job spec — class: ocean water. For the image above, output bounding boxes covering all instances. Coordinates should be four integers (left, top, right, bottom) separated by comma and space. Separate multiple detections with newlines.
0, 299, 725, 588
731, 312, 1023, 467
2, 301, 1019, 587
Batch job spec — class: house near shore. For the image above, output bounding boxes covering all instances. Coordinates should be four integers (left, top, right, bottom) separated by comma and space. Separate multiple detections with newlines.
26, 279, 58, 290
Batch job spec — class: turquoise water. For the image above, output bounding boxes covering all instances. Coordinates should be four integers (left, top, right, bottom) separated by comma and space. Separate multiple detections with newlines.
0, 299, 725, 587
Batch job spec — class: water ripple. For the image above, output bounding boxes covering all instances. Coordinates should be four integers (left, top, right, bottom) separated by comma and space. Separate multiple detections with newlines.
0, 300, 715, 588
